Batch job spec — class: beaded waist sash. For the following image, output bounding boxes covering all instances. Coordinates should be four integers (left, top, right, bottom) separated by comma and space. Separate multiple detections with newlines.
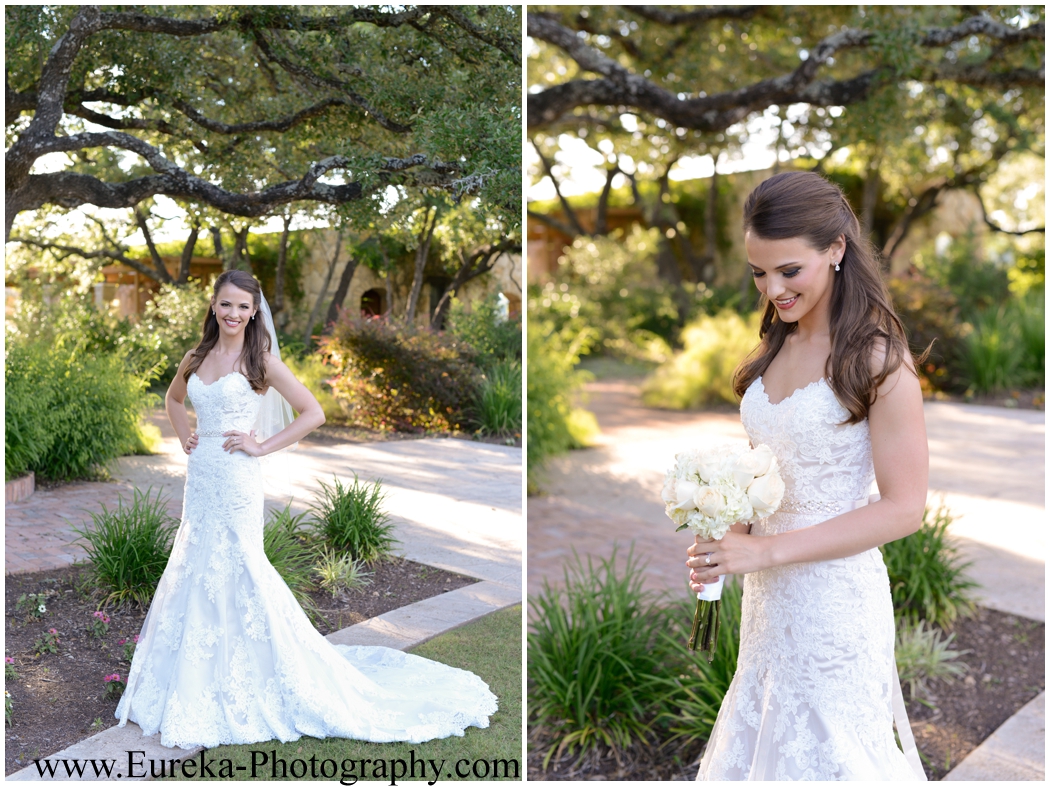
776, 496, 875, 516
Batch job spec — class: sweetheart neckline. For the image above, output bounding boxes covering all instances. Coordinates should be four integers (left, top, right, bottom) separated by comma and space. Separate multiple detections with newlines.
755, 375, 827, 407
191, 371, 266, 397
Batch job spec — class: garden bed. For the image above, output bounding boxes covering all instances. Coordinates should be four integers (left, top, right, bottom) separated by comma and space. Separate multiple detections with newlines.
4, 559, 477, 775
527, 606, 1044, 781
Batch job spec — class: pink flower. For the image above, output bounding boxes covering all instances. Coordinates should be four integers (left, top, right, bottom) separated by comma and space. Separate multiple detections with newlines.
133, 635, 139, 643
118, 638, 126, 645
4, 657, 13, 664
48, 628, 57, 635
104, 674, 123, 683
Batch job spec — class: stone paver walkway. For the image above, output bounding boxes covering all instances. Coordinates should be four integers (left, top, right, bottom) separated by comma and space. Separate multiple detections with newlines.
527, 379, 1045, 780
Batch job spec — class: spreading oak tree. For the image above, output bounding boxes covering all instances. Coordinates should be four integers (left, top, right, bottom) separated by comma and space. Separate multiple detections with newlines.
5, 5, 521, 251
528, 5, 1043, 279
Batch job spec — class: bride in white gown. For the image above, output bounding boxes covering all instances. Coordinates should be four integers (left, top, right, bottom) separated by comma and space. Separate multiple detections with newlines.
686, 173, 928, 780
116, 270, 497, 749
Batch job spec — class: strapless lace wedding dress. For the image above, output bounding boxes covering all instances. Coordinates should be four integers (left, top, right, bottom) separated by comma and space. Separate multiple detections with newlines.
696, 377, 925, 781
115, 372, 497, 748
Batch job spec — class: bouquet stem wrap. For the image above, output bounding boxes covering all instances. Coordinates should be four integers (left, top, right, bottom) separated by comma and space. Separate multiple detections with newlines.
688, 573, 723, 658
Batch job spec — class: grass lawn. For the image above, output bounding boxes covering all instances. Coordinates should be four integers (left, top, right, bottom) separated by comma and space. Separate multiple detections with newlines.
180, 605, 522, 782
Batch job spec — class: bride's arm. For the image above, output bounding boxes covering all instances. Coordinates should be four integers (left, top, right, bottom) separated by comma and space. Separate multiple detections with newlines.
250, 353, 326, 456
166, 352, 198, 454
689, 354, 928, 585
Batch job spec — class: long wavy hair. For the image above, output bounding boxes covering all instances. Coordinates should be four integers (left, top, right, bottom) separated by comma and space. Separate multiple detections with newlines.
184, 270, 271, 392
733, 171, 915, 424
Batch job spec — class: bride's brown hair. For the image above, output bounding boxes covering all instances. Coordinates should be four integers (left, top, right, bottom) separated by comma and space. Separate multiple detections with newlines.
184, 270, 271, 392
733, 171, 915, 424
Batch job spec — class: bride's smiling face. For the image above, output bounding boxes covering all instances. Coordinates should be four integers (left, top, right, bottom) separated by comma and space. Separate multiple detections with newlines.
211, 284, 257, 336
744, 232, 844, 325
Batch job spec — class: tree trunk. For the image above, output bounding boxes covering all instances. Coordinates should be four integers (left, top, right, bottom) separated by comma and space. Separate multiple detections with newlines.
860, 158, 881, 237
325, 251, 359, 328
702, 161, 719, 283
302, 229, 343, 347
273, 214, 292, 314
176, 222, 200, 285
231, 225, 251, 272
404, 206, 439, 324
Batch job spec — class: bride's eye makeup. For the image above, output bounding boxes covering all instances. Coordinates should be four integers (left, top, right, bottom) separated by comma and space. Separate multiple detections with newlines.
782, 268, 801, 278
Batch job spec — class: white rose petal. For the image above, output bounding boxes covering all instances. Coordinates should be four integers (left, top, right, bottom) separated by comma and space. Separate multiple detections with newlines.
748, 471, 786, 518
693, 486, 725, 519
661, 470, 678, 505
674, 478, 701, 511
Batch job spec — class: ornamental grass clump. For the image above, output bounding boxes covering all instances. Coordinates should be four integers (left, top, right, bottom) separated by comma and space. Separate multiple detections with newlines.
308, 475, 398, 564
474, 359, 522, 437
314, 548, 373, 597
881, 501, 978, 629
73, 487, 177, 608
263, 503, 319, 615
527, 548, 671, 767
895, 619, 968, 701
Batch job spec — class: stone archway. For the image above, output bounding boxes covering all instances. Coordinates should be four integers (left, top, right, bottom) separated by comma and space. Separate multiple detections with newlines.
361, 288, 386, 316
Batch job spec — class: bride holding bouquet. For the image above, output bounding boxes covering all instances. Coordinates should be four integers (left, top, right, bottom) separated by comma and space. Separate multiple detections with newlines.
685, 172, 929, 780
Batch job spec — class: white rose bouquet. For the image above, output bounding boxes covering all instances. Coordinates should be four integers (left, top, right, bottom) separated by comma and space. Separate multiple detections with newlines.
663, 443, 785, 659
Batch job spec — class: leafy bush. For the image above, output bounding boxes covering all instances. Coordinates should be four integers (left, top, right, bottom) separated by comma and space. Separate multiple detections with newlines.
474, 359, 522, 437
527, 548, 668, 766
72, 487, 178, 608
282, 351, 345, 425
881, 502, 978, 629
960, 293, 1045, 393
888, 272, 966, 392
641, 309, 761, 408
529, 227, 685, 363
895, 618, 968, 701
136, 281, 209, 385
526, 319, 599, 489
446, 293, 522, 366
308, 475, 398, 564
322, 315, 480, 432
5, 340, 158, 481
263, 503, 318, 612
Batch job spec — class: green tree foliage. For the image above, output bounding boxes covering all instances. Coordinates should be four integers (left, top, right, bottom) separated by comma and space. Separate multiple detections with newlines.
528, 6, 1043, 281
6, 5, 521, 244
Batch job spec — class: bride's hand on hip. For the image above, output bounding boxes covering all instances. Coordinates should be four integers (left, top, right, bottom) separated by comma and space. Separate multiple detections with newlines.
686, 528, 772, 592
183, 432, 199, 455
222, 429, 262, 457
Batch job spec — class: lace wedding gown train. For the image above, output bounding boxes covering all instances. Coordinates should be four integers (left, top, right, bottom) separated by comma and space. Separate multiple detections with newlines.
115, 372, 497, 749
696, 377, 925, 781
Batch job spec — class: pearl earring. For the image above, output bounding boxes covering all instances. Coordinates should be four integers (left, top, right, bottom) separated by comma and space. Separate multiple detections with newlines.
835, 262, 841, 272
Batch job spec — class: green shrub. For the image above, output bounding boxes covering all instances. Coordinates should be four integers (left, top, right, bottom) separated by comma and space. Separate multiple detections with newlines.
529, 227, 684, 363
282, 351, 345, 425
652, 578, 743, 745
447, 293, 522, 365
474, 359, 522, 436
895, 618, 968, 701
527, 548, 668, 766
5, 340, 158, 481
881, 502, 978, 629
962, 305, 1025, 392
1015, 292, 1045, 384
263, 503, 318, 611
641, 309, 761, 408
72, 487, 178, 608
136, 281, 209, 385
322, 316, 480, 432
888, 273, 966, 392
4, 341, 57, 481
308, 475, 399, 564
526, 319, 599, 488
